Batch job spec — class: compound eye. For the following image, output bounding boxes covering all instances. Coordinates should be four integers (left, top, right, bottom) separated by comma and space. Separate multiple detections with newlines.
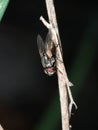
51, 57, 55, 62
43, 54, 49, 65
44, 55, 48, 60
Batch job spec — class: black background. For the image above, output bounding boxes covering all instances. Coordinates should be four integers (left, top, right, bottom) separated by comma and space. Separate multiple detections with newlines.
0, 0, 98, 130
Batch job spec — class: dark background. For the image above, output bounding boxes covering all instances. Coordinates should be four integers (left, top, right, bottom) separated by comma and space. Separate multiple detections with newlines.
0, 0, 98, 130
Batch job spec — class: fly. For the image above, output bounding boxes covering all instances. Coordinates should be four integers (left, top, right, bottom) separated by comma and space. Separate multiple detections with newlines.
37, 31, 56, 76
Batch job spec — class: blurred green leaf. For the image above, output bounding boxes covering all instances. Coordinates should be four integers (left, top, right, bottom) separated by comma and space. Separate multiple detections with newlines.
0, 0, 9, 21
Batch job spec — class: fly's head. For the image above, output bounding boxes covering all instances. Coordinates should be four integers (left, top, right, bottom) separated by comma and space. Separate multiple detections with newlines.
37, 34, 56, 76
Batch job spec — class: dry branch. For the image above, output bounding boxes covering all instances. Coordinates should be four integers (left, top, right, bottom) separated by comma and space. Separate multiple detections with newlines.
39, 0, 77, 130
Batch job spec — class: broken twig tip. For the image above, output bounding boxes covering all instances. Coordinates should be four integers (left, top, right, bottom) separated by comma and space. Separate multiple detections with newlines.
40, 16, 43, 21
39, 16, 50, 29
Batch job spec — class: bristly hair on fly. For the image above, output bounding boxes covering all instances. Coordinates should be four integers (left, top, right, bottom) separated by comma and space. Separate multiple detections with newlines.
37, 31, 56, 76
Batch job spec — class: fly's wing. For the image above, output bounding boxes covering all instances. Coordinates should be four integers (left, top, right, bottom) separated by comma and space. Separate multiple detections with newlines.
37, 35, 46, 68
37, 34, 45, 57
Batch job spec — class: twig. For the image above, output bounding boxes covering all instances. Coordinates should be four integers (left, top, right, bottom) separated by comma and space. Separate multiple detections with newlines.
40, 0, 77, 130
